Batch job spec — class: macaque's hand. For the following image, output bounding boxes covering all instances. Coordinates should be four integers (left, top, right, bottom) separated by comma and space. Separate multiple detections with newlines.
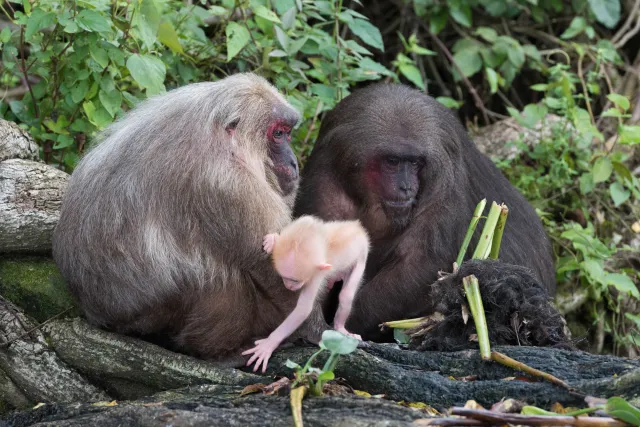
242, 337, 280, 373
336, 327, 362, 341
263, 233, 278, 254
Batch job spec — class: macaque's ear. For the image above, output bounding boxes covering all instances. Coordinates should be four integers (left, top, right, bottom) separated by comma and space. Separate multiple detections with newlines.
317, 263, 332, 271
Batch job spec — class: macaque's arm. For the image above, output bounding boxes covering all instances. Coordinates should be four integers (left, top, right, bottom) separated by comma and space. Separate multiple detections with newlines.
263, 233, 279, 254
333, 258, 365, 340
243, 276, 323, 373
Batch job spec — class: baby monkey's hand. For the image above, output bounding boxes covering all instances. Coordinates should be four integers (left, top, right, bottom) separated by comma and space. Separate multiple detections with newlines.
263, 233, 278, 254
242, 337, 279, 373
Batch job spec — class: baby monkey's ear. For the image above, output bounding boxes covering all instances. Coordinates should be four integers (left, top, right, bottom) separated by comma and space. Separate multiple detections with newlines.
317, 263, 332, 271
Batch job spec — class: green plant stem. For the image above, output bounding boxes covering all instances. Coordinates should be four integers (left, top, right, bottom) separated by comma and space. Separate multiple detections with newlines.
290, 386, 307, 427
489, 204, 509, 260
381, 317, 428, 329
472, 201, 502, 260
463, 275, 491, 360
456, 199, 487, 265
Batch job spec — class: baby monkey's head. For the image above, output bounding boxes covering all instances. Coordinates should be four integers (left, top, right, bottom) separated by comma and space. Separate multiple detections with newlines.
271, 216, 332, 291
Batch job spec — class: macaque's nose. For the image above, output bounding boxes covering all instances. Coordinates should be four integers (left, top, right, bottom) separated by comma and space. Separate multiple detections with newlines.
289, 159, 299, 179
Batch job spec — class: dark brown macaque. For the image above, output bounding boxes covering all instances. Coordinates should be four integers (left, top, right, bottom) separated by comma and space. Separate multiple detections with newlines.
294, 83, 560, 347
53, 73, 328, 363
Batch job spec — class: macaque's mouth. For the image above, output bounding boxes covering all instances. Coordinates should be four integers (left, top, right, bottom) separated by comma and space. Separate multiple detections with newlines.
384, 198, 415, 208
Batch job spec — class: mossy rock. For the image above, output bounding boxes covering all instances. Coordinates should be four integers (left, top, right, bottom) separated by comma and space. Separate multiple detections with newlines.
0, 256, 79, 322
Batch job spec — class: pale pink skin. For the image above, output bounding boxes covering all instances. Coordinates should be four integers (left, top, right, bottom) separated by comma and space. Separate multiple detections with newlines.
242, 233, 363, 373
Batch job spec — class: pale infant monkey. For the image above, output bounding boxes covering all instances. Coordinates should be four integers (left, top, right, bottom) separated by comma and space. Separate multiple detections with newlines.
243, 215, 370, 373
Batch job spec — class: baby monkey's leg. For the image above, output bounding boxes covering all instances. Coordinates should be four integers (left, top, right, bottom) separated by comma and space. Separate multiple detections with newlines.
333, 261, 365, 340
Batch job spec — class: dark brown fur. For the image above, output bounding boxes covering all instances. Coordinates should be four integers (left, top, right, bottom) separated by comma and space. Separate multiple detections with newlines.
52, 74, 328, 362
294, 83, 560, 343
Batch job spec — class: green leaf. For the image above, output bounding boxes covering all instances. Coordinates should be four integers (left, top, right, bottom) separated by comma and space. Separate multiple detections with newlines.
475, 27, 498, 43
0, 27, 11, 43
452, 49, 482, 78
285, 359, 301, 369
281, 7, 296, 30
530, 84, 547, 91
579, 173, 594, 194
449, 1, 472, 27
126, 54, 166, 94
437, 96, 463, 109
588, 0, 621, 29
626, 313, 640, 328
507, 45, 525, 68
486, 68, 499, 94
607, 93, 630, 111
226, 22, 251, 61
560, 16, 586, 39
609, 182, 630, 207
53, 134, 74, 150
521, 103, 547, 127
255, 5, 281, 23
320, 330, 359, 355
348, 18, 384, 51
99, 89, 122, 118
76, 10, 112, 33
90, 45, 109, 69
429, 8, 448, 35
394, 328, 410, 344
593, 156, 613, 183
317, 371, 335, 381
612, 161, 633, 184
274, 25, 289, 51
268, 49, 288, 57
133, 0, 160, 47
25, 9, 55, 39
22, 0, 31, 15
521, 406, 557, 416
601, 108, 623, 118
399, 64, 424, 90
620, 125, 640, 145
71, 80, 89, 104
158, 21, 183, 54
606, 273, 639, 298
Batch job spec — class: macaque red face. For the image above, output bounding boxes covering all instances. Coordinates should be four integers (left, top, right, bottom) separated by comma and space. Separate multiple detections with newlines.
267, 107, 300, 196
364, 151, 423, 228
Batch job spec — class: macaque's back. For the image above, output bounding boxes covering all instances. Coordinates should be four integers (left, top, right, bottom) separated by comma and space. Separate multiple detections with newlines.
324, 220, 369, 272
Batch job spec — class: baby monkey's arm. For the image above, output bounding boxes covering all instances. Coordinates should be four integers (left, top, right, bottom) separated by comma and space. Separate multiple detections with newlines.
242, 276, 322, 373
263, 233, 278, 254
332, 257, 365, 340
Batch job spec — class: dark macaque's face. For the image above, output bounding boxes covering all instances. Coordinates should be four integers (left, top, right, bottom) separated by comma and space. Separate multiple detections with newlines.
267, 107, 299, 195
364, 154, 422, 228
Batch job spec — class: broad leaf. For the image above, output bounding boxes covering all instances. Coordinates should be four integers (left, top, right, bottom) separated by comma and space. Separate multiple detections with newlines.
76, 10, 112, 33
320, 330, 359, 355
620, 125, 640, 145
452, 49, 482, 78
486, 68, 499, 94
254, 5, 281, 23
592, 157, 613, 183
606, 273, 639, 298
588, 0, 620, 29
226, 22, 251, 61
348, 18, 384, 51
449, 1, 472, 27
607, 93, 630, 111
133, 0, 160, 48
399, 64, 424, 90
560, 17, 586, 39
609, 182, 630, 207
25, 9, 55, 39
126, 54, 166, 94
99, 89, 122, 118
158, 21, 183, 54
281, 7, 296, 30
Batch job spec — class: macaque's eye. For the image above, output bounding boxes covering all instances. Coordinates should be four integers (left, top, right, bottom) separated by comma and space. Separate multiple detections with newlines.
273, 129, 284, 139
386, 156, 400, 166
228, 119, 240, 129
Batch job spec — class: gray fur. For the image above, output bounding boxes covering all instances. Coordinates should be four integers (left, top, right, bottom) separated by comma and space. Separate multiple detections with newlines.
53, 73, 327, 359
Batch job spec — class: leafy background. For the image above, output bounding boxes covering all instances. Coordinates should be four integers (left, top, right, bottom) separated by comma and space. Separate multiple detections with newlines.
0, 0, 638, 356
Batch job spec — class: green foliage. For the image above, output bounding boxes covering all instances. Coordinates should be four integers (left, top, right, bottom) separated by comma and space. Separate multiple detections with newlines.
522, 396, 640, 424
287, 330, 358, 396
496, 55, 639, 354
0, 0, 395, 167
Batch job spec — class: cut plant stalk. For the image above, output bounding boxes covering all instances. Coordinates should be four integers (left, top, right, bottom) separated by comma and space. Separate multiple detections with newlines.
463, 275, 491, 360
456, 198, 487, 266
290, 385, 307, 427
471, 201, 503, 259
489, 204, 509, 260
380, 317, 428, 329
